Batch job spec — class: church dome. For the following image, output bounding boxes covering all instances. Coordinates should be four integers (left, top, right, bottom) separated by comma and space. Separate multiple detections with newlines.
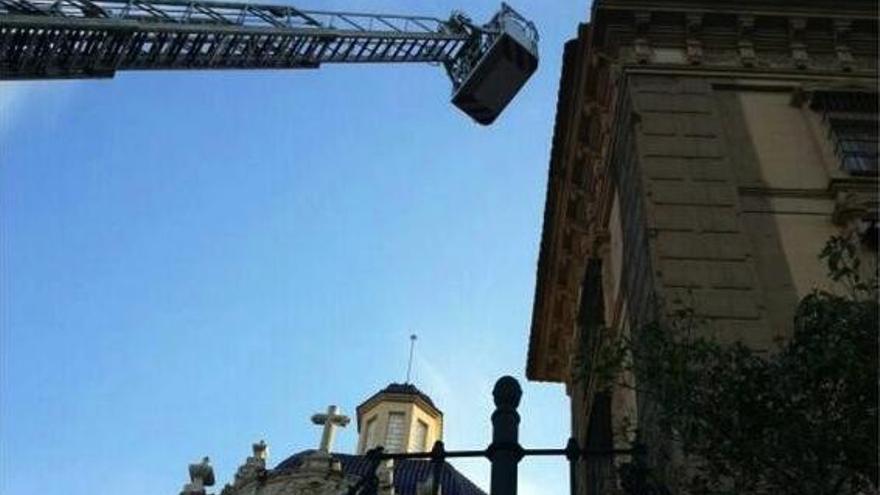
275, 450, 486, 495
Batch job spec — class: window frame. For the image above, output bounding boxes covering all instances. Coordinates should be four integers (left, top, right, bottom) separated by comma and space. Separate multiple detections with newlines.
384, 411, 406, 453
811, 90, 878, 177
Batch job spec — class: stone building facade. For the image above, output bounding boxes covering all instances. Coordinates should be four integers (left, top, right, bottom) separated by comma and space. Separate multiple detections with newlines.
526, 0, 877, 492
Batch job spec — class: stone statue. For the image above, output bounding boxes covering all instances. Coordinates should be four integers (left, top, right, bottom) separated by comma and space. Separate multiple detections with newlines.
180, 457, 215, 495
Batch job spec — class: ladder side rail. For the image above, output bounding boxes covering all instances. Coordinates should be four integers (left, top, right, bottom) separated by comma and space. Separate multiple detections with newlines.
3, 0, 453, 35
0, 15, 471, 79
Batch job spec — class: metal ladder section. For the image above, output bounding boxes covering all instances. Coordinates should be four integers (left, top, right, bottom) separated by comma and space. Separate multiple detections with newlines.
0, 0, 480, 79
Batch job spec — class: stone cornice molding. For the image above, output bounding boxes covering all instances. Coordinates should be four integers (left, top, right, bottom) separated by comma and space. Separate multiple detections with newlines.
528, 22, 628, 382
592, 0, 878, 19
590, 2, 877, 76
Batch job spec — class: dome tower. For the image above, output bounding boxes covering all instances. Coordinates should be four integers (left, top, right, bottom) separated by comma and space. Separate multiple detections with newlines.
356, 383, 443, 454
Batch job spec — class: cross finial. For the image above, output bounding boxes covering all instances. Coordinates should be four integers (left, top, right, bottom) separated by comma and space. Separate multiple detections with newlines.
311, 405, 350, 453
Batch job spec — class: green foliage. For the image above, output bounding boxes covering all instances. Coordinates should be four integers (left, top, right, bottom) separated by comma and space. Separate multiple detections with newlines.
607, 235, 879, 495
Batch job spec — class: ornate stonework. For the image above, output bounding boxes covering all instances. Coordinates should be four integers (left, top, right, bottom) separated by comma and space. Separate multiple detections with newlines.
222, 451, 360, 495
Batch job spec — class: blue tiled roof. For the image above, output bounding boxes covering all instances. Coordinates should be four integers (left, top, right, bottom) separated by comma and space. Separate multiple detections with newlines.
275, 450, 486, 495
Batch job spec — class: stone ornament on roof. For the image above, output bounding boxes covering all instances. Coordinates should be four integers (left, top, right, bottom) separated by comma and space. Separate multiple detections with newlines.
181, 457, 215, 495
222, 440, 270, 493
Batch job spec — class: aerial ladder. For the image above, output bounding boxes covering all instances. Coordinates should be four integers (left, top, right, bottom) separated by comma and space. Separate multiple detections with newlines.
0, 0, 539, 124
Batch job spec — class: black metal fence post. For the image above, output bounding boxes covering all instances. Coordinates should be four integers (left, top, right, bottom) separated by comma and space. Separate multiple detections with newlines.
490, 376, 523, 495
347, 446, 383, 495
565, 437, 579, 495
430, 440, 445, 495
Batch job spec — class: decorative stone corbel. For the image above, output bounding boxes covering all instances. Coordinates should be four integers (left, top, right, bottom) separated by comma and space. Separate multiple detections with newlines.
737, 15, 756, 67
181, 457, 216, 495
832, 190, 879, 227
789, 17, 809, 69
633, 12, 652, 64
685, 13, 703, 65
833, 19, 855, 71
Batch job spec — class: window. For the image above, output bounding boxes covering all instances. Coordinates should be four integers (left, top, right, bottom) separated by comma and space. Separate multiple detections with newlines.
415, 420, 429, 452
384, 412, 406, 453
828, 119, 878, 175
364, 417, 379, 451
812, 91, 878, 176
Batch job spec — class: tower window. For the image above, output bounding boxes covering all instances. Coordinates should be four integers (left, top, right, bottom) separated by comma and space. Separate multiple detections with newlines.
385, 412, 406, 453
364, 417, 379, 451
415, 419, 429, 452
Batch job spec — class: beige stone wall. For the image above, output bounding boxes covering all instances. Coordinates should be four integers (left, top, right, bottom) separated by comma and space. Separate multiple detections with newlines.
629, 75, 776, 347
624, 74, 876, 349
738, 90, 831, 190
735, 85, 877, 310
406, 406, 442, 453
603, 194, 625, 329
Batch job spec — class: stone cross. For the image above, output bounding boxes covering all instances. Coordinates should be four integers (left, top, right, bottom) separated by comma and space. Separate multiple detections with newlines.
311, 405, 350, 453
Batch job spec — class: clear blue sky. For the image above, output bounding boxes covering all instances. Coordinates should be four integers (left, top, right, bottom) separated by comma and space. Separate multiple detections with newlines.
0, 2, 585, 493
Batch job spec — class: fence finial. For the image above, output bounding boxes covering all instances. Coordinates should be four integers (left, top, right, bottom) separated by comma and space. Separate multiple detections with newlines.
492, 375, 522, 409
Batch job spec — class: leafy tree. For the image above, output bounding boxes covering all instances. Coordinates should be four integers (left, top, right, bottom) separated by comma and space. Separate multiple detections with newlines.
606, 235, 878, 495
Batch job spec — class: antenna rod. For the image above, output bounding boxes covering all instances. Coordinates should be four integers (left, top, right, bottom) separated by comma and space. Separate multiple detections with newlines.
406, 334, 417, 384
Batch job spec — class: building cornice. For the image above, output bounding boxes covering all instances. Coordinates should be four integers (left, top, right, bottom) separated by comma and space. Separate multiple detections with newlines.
593, 0, 877, 19
527, 25, 594, 383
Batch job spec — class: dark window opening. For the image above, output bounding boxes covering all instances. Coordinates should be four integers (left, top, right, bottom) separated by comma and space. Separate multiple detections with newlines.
858, 217, 878, 252
811, 91, 878, 176
827, 118, 878, 176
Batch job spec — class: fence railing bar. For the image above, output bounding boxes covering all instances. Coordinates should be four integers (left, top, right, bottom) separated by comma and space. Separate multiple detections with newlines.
522, 447, 637, 457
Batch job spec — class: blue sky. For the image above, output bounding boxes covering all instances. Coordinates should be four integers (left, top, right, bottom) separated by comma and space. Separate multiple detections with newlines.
0, 2, 585, 493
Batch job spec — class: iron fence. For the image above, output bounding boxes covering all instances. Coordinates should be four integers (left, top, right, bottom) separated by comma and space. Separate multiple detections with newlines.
346, 376, 669, 495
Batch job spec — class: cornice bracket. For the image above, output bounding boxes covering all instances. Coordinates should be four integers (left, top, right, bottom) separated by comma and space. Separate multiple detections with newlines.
633, 12, 652, 64
685, 13, 703, 65
789, 17, 809, 70
737, 15, 756, 67
833, 19, 855, 72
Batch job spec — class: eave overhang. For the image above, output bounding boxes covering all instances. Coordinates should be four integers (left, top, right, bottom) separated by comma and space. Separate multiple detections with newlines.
527, 25, 594, 383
